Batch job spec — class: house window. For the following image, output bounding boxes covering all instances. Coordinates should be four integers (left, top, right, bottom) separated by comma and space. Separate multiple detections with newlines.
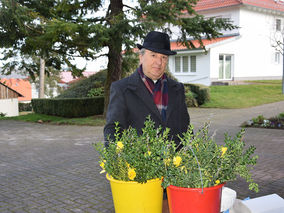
174, 55, 196, 73
276, 19, 281, 31
183, 56, 188, 72
275, 52, 281, 64
175, 56, 181, 73
219, 54, 232, 80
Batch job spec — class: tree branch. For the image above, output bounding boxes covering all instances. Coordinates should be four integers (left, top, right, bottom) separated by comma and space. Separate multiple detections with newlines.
123, 4, 136, 11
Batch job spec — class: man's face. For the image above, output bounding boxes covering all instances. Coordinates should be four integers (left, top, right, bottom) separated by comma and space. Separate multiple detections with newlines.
139, 49, 169, 80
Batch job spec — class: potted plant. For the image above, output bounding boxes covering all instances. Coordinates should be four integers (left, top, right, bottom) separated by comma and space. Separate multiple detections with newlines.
94, 116, 172, 213
162, 123, 259, 213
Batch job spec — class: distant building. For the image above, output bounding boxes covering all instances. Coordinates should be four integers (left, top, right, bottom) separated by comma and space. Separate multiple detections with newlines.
0, 78, 31, 103
59, 71, 97, 88
0, 81, 23, 117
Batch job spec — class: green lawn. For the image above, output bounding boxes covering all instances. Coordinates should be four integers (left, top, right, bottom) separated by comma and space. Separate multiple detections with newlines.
202, 81, 284, 108
0, 113, 105, 126
245, 80, 282, 84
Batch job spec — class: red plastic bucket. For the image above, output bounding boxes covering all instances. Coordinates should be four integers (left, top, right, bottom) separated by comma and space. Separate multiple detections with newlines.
167, 183, 225, 213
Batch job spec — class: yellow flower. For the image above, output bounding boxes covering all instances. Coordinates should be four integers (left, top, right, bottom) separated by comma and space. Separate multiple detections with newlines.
144, 151, 151, 157
128, 168, 136, 180
173, 156, 182, 167
180, 166, 188, 174
195, 143, 199, 151
99, 160, 106, 174
164, 158, 171, 166
116, 141, 124, 150
221, 147, 228, 157
215, 180, 220, 186
100, 161, 105, 169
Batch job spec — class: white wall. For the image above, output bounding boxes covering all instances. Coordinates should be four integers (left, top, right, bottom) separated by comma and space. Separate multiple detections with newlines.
234, 7, 283, 78
0, 98, 19, 117
168, 51, 211, 85
196, 6, 241, 36
170, 6, 240, 40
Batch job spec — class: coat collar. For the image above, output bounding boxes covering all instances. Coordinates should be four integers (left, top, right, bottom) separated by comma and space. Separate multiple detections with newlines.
127, 70, 181, 123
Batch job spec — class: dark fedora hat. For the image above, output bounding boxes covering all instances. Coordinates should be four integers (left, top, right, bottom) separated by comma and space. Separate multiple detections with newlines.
137, 31, 177, 55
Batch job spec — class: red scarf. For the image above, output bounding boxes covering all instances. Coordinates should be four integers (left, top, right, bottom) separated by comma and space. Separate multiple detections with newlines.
137, 65, 168, 121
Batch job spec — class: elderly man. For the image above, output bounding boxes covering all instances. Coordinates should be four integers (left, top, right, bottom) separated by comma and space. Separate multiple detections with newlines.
104, 31, 190, 212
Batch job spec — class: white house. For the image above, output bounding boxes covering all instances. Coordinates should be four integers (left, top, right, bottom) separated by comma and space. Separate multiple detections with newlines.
168, 0, 284, 86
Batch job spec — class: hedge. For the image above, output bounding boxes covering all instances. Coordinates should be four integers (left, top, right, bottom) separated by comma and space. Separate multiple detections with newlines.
32, 97, 104, 118
184, 83, 210, 106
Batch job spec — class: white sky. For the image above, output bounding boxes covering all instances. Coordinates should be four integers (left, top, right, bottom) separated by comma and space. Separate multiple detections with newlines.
72, 54, 108, 72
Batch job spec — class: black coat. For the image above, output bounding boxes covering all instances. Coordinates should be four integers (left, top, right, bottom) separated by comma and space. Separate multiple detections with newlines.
104, 70, 190, 146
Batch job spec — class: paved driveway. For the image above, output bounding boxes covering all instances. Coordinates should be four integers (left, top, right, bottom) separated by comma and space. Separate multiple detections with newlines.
0, 101, 284, 212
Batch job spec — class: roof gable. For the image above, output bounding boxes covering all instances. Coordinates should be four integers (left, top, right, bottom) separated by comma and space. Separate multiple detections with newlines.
0, 79, 30, 101
195, 0, 284, 12
0, 82, 24, 98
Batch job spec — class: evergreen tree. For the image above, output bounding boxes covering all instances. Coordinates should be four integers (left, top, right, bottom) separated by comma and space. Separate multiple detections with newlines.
0, 0, 236, 113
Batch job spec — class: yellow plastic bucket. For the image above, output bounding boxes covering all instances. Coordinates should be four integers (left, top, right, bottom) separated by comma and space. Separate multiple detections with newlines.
106, 174, 163, 213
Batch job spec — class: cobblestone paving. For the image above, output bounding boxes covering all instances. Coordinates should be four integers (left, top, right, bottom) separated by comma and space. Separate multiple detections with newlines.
0, 101, 284, 212
0, 122, 114, 213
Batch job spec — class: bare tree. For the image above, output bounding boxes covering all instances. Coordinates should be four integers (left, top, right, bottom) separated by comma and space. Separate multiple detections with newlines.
271, 22, 284, 94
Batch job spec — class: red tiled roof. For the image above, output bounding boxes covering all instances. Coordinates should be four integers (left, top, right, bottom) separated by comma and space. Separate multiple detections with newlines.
194, 0, 241, 11
242, 0, 284, 12
170, 36, 236, 51
0, 78, 31, 101
194, 0, 284, 12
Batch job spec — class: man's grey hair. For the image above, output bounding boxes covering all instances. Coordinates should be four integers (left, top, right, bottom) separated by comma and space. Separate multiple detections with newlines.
139, 48, 146, 55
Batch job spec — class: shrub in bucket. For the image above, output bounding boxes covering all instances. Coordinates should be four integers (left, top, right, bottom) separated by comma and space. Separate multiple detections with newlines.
94, 116, 173, 213
162, 123, 259, 213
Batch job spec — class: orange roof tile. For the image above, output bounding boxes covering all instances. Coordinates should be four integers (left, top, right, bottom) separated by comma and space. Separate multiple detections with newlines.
242, 0, 284, 12
0, 78, 32, 101
194, 0, 284, 12
170, 36, 235, 51
194, 0, 241, 11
